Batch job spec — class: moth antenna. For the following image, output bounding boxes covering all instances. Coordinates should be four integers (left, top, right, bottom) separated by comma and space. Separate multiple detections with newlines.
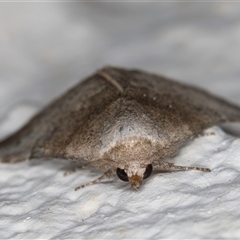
74, 170, 113, 191
97, 69, 124, 93
153, 161, 211, 172
171, 165, 211, 172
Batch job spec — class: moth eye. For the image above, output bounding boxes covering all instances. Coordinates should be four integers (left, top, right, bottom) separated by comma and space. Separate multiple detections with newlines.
143, 164, 153, 179
116, 168, 129, 182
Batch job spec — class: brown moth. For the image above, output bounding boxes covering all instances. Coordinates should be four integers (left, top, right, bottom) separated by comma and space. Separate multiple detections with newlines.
1, 66, 240, 190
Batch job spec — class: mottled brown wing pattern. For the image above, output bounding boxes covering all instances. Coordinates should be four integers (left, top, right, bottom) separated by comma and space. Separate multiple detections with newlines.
118, 67, 240, 130
1, 66, 240, 165
0, 71, 120, 162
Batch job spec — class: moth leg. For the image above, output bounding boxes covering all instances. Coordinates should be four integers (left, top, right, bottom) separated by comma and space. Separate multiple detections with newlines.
153, 161, 211, 172
75, 169, 113, 191
198, 131, 216, 138
64, 164, 90, 176
0, 153, 29, 163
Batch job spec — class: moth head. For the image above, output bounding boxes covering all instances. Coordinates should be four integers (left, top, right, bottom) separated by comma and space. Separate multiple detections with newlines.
116, 164, 153, 189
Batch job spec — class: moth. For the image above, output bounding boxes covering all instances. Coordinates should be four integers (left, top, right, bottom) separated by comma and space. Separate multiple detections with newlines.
1, 66, 240, 190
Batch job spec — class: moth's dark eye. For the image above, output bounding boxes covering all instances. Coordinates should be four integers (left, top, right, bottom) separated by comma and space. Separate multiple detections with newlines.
116, 168, 129, 182
143, 164, 153, 179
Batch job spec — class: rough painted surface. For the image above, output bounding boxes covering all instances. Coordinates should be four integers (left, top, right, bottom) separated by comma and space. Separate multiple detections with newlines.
0, 3, 240, 239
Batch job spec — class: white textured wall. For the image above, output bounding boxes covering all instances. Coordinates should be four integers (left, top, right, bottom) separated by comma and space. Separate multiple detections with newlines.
0, 3, 240, 239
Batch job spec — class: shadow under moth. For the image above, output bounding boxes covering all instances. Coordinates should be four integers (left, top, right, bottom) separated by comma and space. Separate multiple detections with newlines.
1, 66, 240, 190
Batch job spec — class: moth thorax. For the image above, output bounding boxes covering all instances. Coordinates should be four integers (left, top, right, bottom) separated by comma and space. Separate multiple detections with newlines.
104, 137, 158, 164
